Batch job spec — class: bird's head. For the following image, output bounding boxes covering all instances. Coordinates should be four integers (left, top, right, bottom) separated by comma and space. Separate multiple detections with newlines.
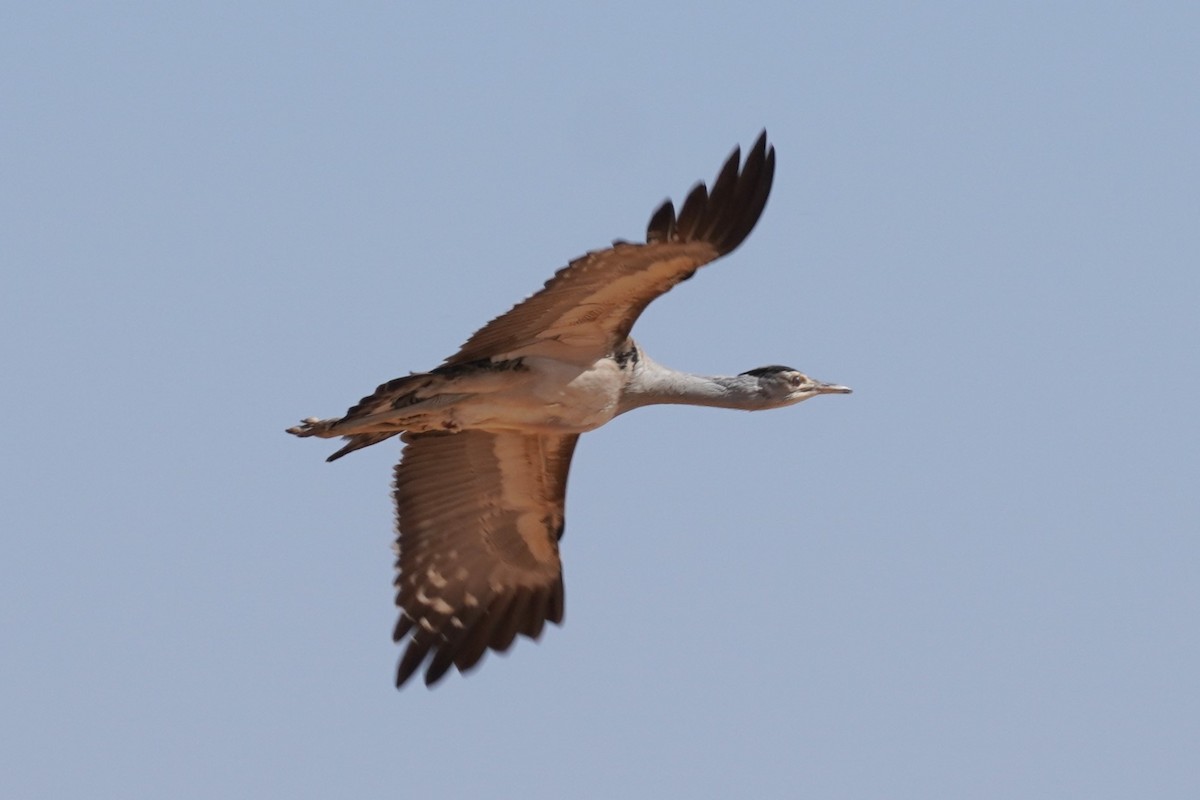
739, 365, 852, 408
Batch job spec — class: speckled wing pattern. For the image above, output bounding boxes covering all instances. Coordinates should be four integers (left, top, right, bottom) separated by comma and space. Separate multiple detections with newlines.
384, 133, 776, 686
445, 131, 775, 367
392, 430, 578, 686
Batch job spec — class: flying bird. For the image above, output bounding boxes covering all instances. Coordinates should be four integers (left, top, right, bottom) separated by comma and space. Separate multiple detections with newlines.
288, 132, 850, 687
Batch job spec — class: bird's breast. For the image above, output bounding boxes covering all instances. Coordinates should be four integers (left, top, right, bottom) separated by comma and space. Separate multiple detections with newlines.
441, 356, 625, 434
523, 357, 624, 431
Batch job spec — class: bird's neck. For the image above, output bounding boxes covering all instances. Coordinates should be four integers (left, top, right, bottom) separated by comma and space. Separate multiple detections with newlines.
617, 354, 766, 414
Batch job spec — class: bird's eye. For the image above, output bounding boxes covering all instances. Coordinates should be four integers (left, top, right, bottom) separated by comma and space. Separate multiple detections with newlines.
790, 374, 805, 388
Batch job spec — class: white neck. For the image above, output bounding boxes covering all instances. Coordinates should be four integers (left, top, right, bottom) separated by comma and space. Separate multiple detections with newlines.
617, 353, 768, 414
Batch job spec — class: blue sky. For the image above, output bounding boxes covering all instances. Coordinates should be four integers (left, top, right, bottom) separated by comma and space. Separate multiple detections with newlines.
4, 3, 1198, 798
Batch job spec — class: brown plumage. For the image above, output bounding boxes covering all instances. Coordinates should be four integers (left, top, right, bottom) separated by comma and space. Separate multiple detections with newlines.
391, 431, 576, 686
289, 132, 798, 687
445, 132, 774, 367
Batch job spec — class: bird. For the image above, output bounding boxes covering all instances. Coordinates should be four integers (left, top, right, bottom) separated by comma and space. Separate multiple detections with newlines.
287, 131, 850, 688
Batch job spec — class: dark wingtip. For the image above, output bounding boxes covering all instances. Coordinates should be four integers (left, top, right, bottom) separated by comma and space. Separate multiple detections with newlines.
644, 130, 775, 255
716, 131, 774, 255
395, 637, 431, 688
646, 199, 676, 243
391, 580, 567, 690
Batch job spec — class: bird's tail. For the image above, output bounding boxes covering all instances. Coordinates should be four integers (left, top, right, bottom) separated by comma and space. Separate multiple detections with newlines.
323, 432, 401, 462
288, 371, 453, 461
286, 417, 340, 438
286, 417, 401, 462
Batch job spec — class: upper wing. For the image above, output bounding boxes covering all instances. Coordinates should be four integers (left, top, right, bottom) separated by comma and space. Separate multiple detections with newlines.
445, 131, 776, 367
391, 429, 579, 687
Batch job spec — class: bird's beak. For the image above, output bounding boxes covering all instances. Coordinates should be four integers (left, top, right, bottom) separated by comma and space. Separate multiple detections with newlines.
815, 382, 852, 395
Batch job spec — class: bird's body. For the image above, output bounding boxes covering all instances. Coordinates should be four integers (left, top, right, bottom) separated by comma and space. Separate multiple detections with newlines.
325, 353, 627, 438
288, 132, 850, 687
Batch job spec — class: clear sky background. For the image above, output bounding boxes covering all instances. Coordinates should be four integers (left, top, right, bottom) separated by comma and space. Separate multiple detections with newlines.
3, 3, 1198, 798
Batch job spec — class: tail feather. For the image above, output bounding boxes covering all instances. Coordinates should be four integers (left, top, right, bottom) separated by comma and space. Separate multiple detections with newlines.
286, 418, 401, 460
286, 417, 340, 437
288, 370, 444, 460
326, 432, 401, 461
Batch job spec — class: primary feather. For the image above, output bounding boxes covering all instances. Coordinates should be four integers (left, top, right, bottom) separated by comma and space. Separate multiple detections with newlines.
288, 131, 851, 688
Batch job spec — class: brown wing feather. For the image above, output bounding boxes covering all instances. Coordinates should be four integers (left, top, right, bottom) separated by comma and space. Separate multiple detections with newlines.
391, 430, 578, 687
445, 131, 775, 367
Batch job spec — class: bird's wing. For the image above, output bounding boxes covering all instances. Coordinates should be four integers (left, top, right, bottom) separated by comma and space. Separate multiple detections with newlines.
445, 132, 776, 367
391, 429, 579, 687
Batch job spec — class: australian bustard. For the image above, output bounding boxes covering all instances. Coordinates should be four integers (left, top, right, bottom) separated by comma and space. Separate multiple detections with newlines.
288, 132, 851, 687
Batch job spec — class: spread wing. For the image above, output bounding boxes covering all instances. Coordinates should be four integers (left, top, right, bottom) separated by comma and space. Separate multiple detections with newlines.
391, 429, 579, 687
445, 131, 776, 367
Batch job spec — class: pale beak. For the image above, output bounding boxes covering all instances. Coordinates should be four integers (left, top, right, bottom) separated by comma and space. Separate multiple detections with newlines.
815, 382, 852, 395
